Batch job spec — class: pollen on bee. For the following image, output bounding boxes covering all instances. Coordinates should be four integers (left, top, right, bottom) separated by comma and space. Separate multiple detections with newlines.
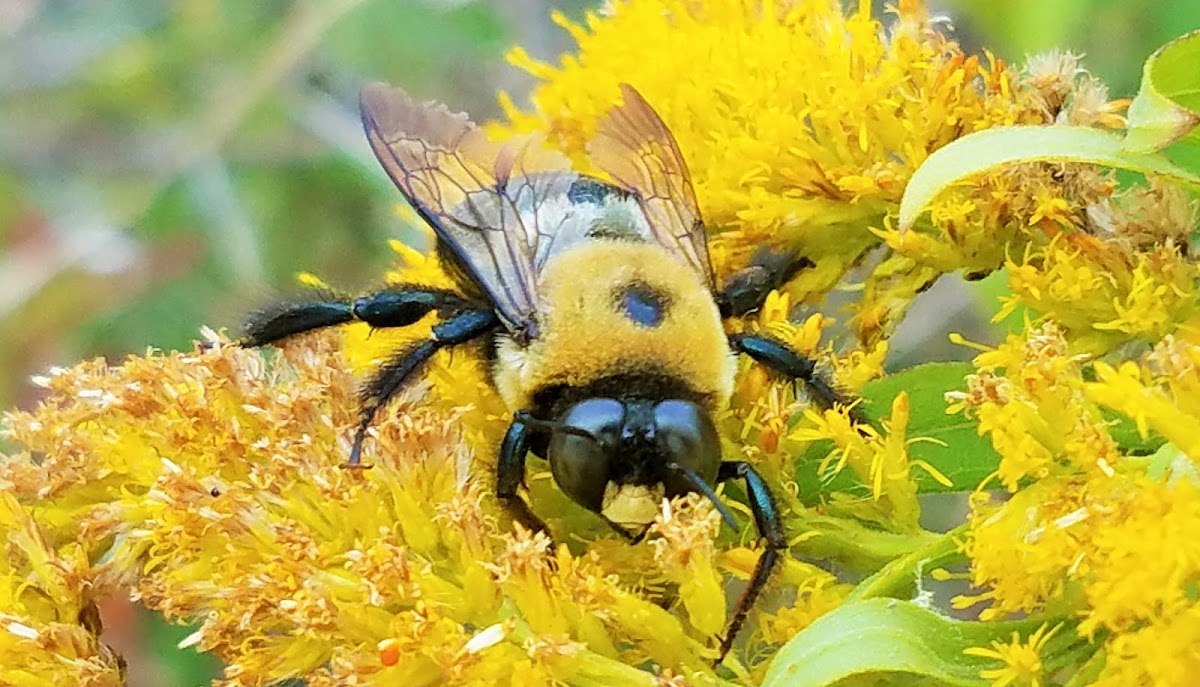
600, 482, 664, 530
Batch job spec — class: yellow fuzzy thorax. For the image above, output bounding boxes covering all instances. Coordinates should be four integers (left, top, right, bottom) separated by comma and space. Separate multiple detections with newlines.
492, 241, 735, 413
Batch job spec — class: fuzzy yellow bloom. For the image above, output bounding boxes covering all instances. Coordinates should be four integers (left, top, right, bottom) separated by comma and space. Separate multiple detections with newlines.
3, 0, 1195, 684
946, 323, 1119, 491
963, 623, 1061, 687
1086, 330, 1200, 458
1094, 604, 1200, 686
790, 393, 929, 531
499, 0, 1129, 348
960, 325, 1200, 685
1, 333, 743, 686
1010, 182, 1198, 352
967, 473, 1200, 684
999, 232, 1200, 355
0, 492, 124, 687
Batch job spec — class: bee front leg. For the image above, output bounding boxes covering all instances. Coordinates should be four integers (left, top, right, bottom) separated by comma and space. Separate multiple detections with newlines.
715, 460, 786, 661
497, 418, 551, 535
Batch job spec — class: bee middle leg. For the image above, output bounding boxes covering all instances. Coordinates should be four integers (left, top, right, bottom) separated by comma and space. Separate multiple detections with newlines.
717, 247, 813, 318
729, 332, 859, 417
715, 460, 786, 661
349, 308, 499, 466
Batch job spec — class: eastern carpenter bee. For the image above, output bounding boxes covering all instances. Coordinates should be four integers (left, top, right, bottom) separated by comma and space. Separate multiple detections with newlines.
243, 82, 851, 658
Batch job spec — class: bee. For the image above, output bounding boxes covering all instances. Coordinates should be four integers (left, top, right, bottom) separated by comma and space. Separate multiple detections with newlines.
243, 81, 850, 659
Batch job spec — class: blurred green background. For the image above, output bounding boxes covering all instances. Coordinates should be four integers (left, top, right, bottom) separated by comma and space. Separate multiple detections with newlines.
0, 1, 1195, 685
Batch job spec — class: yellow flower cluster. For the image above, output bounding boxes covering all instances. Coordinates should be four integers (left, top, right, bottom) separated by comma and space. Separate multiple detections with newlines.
946, 323, 1119, 491
954, 326, 1200, 684
0, 491, 123, 687
0, 333, 759, 686
2, 0, 1194, 684
963, 623, 1062, 687
997, 183, 1200, 354
498, 1, 1130, 348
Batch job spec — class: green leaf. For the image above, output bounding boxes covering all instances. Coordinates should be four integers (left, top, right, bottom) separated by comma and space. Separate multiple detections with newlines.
898, 125, 1200, 231
1124, 30, 1200, 153
795, 363, 999, 498
794, 362, 1164, 501
761, 599, 1075, 687
1103, 407, 1165, 456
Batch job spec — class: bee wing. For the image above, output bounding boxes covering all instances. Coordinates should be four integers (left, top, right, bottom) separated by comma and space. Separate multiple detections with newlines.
360, 82, 576, 340
586, 83, 715, 289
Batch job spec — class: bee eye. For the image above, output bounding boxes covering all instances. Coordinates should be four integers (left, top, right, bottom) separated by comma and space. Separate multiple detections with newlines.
654, 400, 721, 495
548, 398, 624, 512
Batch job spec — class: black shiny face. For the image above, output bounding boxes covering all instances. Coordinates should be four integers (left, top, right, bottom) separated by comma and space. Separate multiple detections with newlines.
546, 397, 722, 513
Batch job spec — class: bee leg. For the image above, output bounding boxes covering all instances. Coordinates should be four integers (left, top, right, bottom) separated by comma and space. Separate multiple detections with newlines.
497, 418, 551, 535
351, 287, 474, 328
729, 332, 860, 412
730, 334, 873, 428
242, 286, 473, 347
349, 308, 499, 466
715, 460, 786, 661
242, 299, 355, 347
717, 247, 813, 318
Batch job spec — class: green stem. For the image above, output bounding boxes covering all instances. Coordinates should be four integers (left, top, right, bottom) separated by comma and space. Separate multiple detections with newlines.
846, 523, 967, 601
1062, 646, 1108, 687
790, 510, 944, 574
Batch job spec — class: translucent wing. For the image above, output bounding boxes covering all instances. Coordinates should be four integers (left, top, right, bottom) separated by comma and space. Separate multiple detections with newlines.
586, 83, 714, 289
360, 82, 576, 341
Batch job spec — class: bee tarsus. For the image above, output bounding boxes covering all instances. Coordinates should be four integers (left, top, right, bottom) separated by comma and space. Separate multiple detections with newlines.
243, 285, 474, 349
243, 300, 356, 347
715, 460, 786, 661
729, 332, 857, 417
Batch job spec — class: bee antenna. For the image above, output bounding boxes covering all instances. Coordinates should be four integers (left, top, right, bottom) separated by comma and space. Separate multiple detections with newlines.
513, 411, 601, 444
665, 462, 739, 531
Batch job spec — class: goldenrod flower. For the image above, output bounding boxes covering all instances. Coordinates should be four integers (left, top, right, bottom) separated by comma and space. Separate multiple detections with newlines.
790, 393, 930, 531
959, 325, 1200, 684
0, 492, 124, 687
501, 0, 1132, 347
946, 323, 1119, 491
1094, 604, 1200, 686
963, 623, 1061, 687
1, 0, 1195, 684
1086, 330, 1200, 457
1, 333, 736, 685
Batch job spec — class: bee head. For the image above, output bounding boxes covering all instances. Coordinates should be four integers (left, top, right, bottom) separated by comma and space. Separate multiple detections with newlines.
541, 398, 724, 531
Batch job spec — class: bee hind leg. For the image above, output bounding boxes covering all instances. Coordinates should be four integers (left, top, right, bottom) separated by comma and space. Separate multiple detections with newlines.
242, 285, 474, 347
242, 299, 355, 347
349, 308, 499, 467
715, 460, 786, 662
